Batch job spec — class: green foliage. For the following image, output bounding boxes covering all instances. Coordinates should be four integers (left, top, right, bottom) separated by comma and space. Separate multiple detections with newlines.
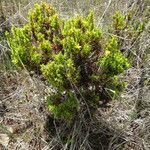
110, 11, 146, 64
99, 37, 130, 76
6, 2, 130, 121
112, 11, 126, 30
6, 3, 62, 69
47, 92, 78, 120
41, 52, 78, 91
111, 11, 145, 37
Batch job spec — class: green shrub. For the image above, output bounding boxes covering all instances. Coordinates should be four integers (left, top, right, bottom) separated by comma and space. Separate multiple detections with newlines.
6, 3, 62, 69
99, 37, 130, 76
111, 11, 145, 38
47, 92, 78, 121
6, 2, 130, 121
110, 11, 145, 63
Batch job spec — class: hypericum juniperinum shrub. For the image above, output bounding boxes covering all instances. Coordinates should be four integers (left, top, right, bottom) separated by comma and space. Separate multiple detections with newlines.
110, 11, 145, 62
6, 3, 62, 71
6, 2, 130, 121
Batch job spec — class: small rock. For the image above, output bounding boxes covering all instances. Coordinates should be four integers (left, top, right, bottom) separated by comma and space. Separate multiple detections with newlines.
0, 125, 13, 147
0, 133, 9, 147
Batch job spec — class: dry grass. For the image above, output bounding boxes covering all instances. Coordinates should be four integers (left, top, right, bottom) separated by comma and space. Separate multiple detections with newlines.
0, 0, 150, 149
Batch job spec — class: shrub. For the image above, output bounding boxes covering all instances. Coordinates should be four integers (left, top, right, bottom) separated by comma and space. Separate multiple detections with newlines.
111, 11, 145, 39
6, 2, 130, 121
110, 11, 145, 63
47, 92, 78, 121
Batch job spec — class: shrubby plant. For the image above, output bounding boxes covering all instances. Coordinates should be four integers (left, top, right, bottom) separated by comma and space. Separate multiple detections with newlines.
6, 3, 130, 121
110, 11, 145, 62
111, 11, 145, 40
